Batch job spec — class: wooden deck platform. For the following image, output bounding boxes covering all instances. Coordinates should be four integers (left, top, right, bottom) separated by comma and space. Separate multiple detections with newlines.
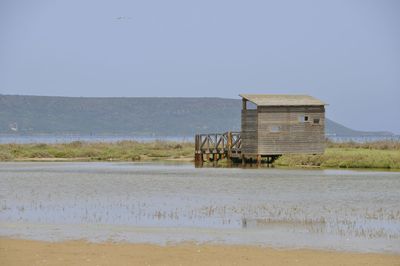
194, 132, 279, 166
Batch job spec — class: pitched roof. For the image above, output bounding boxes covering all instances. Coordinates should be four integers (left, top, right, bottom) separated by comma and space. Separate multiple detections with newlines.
239, 94, 326, 106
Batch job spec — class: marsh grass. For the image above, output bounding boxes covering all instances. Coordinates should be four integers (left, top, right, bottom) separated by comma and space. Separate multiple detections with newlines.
276, 147, 400, 169
1, 140, 400, 169
0, 140, 193, 161
326, 139, 400, 150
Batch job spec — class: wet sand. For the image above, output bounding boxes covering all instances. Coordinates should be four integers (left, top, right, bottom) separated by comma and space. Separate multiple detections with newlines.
1, 238, 399, 266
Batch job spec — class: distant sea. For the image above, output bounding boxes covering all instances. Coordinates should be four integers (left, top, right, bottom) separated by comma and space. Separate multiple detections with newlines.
0, 134, 399, 144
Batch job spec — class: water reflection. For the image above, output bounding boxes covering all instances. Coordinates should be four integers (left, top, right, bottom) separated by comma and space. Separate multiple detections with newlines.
0, 162, 399, 253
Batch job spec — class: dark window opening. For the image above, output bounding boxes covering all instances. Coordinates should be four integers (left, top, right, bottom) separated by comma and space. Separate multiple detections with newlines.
299, 115, 309, 122
313, 118, 320, 124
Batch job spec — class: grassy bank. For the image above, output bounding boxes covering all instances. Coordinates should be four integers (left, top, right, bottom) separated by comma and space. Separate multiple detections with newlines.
276, 140, 400, 169
0, 141, 193, 162
1, 140, 400, 169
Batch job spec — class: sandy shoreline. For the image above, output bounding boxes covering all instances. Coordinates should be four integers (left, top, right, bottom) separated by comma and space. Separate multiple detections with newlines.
1, 238, 399, 266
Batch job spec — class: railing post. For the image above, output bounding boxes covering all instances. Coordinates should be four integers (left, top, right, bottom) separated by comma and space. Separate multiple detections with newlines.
194, 132, 241, 167
227, 131, 232, 158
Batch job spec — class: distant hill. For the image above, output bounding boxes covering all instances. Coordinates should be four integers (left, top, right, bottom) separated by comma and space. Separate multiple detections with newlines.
0, 94, 393, 137
324, 119, 393, 137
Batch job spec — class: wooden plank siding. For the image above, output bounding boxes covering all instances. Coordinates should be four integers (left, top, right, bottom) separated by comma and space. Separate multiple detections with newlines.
241, 109, 258, 154
256, 106, 325, 155
195, 94, 326, 165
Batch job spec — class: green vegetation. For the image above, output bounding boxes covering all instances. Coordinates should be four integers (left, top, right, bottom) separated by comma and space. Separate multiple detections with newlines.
1, 140, 400, 170
326, 140, 400, 150
0, 141, 193, 162
276, 141, 400, 169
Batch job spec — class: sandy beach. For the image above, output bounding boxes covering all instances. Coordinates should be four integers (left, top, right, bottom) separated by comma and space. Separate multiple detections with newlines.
1, 238, 399, 266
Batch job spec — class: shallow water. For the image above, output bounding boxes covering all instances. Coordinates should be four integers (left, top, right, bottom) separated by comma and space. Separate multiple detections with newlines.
0, 162, 399, 253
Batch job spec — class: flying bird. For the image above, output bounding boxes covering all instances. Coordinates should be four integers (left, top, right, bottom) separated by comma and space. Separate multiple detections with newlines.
115, 16, 132, 20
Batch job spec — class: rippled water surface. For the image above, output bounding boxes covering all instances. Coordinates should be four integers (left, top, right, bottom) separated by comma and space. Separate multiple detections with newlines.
1, 162, 399, 253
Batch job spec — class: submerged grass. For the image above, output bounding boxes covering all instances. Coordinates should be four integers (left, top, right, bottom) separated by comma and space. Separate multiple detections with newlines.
0, 140, 399, 169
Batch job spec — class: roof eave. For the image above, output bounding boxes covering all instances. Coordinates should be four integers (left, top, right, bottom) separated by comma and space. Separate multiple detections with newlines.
239, 94, 327, 106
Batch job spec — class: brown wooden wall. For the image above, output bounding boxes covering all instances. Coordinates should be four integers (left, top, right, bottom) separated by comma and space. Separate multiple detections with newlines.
241, 109, 258, 154
257, 105, 325, 155
241, 105, 325, 156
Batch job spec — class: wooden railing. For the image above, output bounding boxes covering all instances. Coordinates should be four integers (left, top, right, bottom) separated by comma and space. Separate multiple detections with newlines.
194, 132, 241, 164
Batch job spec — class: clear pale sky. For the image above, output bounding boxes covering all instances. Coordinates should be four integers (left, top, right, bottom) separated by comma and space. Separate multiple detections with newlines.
1, 0, 399, 133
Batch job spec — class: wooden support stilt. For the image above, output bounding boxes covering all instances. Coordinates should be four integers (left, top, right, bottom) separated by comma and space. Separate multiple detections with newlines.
194, 135, 203, 167
257, 154, 261, 166
265, 156, 274, 167
213, 154, 218, 166
194, 153, 203, 167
